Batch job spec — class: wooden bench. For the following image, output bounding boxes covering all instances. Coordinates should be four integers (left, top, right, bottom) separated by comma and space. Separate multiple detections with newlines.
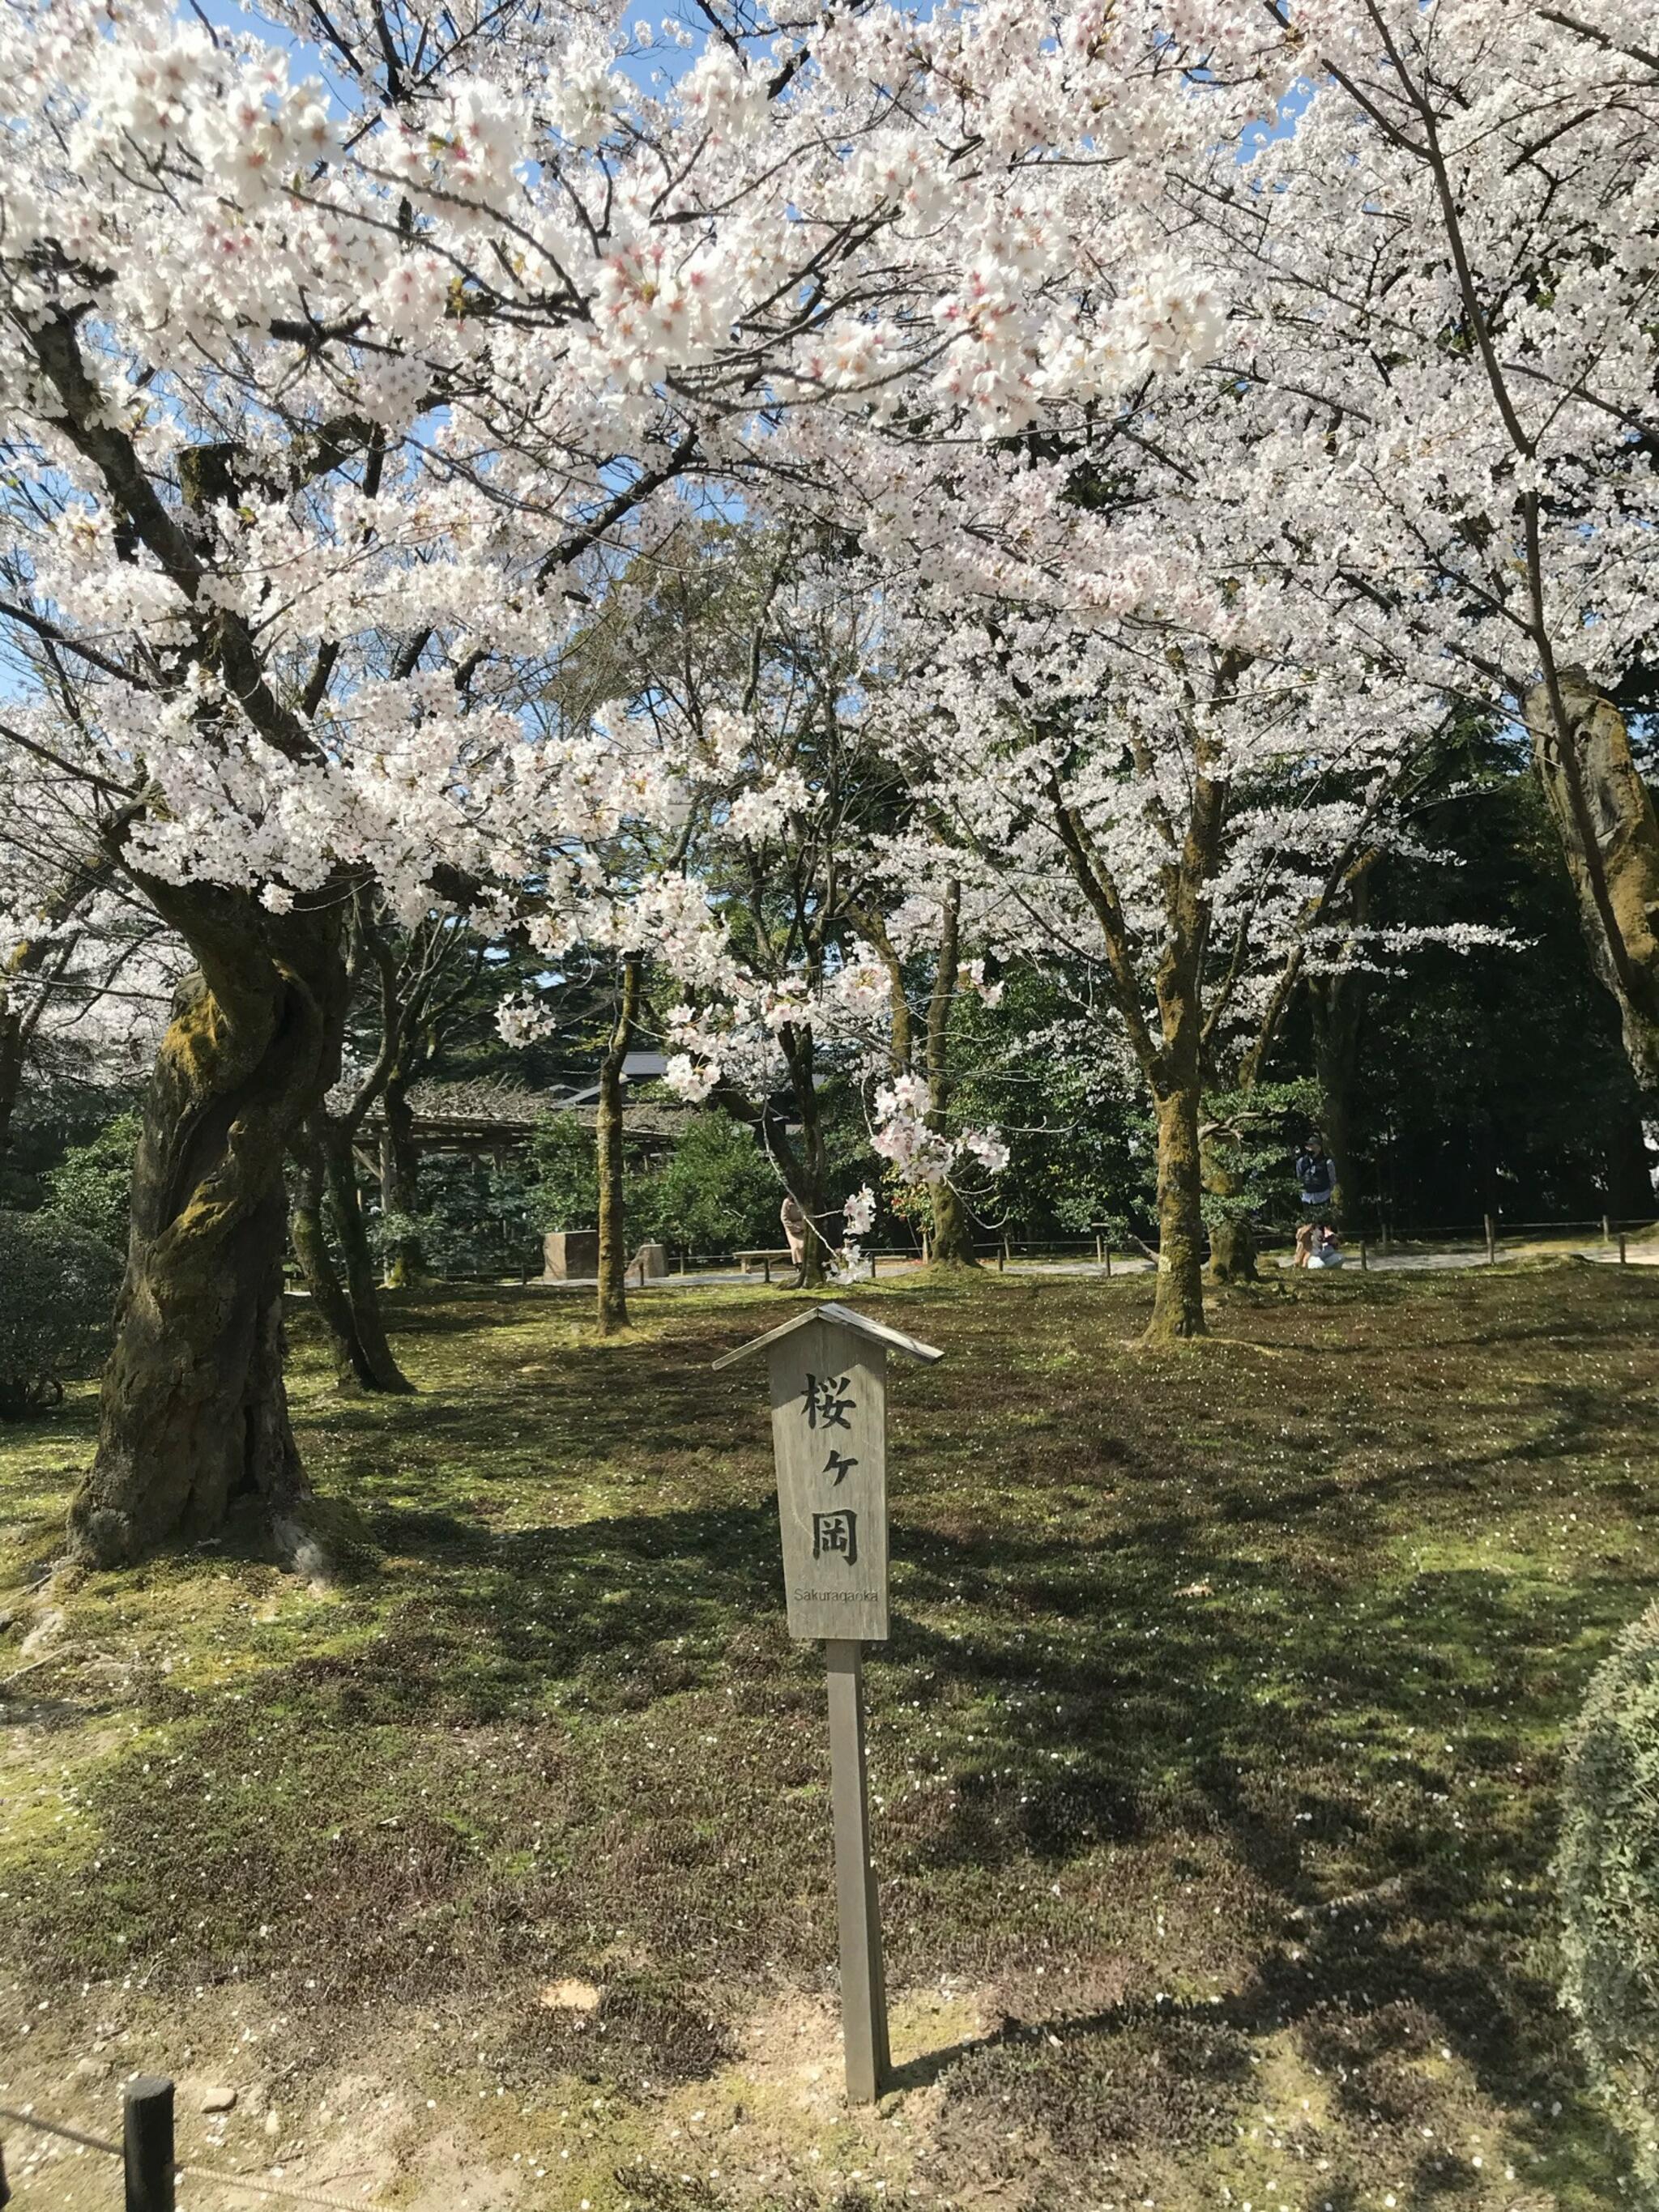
735, 1247, 795, 1283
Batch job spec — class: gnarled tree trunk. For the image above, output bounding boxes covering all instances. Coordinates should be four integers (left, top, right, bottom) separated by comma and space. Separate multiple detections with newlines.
69, 893, 347, 1566
289, 1124, 377, 1392
322, 1127, 413, 1392
1529, 671, 1659, 1093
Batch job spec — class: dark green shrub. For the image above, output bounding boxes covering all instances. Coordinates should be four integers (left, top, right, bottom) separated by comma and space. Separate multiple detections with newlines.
43, 1109, 140, 1251
1558, 1600, 1659, 2201
527, 1113, 599, 1231
632, 1111, 781, 1253
0, 1208, 123, 1417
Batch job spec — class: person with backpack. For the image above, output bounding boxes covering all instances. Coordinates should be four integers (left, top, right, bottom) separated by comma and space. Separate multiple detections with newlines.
1295, 1135, 1336, 1208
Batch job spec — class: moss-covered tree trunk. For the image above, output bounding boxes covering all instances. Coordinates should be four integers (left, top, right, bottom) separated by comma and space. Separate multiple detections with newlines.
927, 881, 978, 1268
1150, 1080, 1209, 1340
378, 1069, 425, 1286
69, 893, 348, 1566
597, 953, 641, 1336
322, 1127, 413, 1392
1529, 671, 1659, 1093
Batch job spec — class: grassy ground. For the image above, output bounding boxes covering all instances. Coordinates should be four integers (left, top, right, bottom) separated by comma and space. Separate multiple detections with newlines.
2, 1263, 1657, 2211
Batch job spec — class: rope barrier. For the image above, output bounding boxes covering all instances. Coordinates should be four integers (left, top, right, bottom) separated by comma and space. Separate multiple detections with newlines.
0, 2103, 118, 2158
0, 2102, 382, 2209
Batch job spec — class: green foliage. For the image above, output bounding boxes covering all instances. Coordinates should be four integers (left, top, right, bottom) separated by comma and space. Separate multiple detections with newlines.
949, 975, 1154, 1236
628, 1111, 781, 1253
370, 1155, 539, 1280
42, 1110, 140, 1251
1558, 1600, 1659, 2204
0, 1208, 123, 1417
1200, 1079, 1323, 1230
527, 1114, 599, 1231
1326, 729, 1655, 1228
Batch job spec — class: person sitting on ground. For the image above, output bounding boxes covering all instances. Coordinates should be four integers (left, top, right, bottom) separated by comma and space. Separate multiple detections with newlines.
1295, 1135, 1336, 1207
1308, 1225, 1346, 1269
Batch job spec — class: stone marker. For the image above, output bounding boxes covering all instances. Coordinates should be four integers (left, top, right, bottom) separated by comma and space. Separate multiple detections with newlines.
541, 1229, 599, 1281
714, 1302, 944, 2103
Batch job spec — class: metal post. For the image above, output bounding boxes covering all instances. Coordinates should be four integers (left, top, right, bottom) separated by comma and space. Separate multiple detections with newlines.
1603, 1213, 1612, 1246
1095, 1231, 1104, 1264
124, 2076, 174, 2212
824, 1641, 889, 2104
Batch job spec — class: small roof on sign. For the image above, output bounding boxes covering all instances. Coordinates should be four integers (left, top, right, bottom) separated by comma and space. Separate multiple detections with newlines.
710, 1302, 945, 1371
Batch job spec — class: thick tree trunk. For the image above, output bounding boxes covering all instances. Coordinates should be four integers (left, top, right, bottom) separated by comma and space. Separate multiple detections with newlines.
378, 1070, 425, 1286
322, 1127, 414, 1392
1529, 671, 1659, 1093
289, 1126, 377, 1392
931, 1181, 976, 1267
1149, 1082, 1209, 1341
69, 898, 347, 1566
597, 954, 641, 1335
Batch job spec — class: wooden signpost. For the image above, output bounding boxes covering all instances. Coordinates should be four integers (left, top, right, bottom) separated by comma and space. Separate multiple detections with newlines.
714, 1301, 943, 2103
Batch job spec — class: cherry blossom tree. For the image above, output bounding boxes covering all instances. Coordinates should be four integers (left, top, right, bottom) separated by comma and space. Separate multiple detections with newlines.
1, 0, 1261, 1556
1179, 0, 1659, 1086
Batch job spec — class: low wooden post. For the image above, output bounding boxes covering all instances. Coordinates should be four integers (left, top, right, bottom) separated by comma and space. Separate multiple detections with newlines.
1620, 1230, 1629, 1267
1359, 1238, 1368, 1272
761, 1255, 772, 1285
1485, 1213, 1497, 1264
0, 2131, 11, 2208
1104, 1240, 1112, 1278
1603, 1213, 1612, 1246
997, 1241, 1005, 1272
1094, 1231, 1104, 1264
714, 1304, 942, 2106
825, 1639, 890, 2103
124, 2076, 175, 2212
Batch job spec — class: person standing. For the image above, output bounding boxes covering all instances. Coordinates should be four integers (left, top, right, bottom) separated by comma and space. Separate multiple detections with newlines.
779, 1192, 808, 1287
1295, 1136, 1336, 1208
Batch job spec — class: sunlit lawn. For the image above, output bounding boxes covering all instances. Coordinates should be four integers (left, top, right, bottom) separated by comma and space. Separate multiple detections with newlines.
2, 1262, 1656, 2209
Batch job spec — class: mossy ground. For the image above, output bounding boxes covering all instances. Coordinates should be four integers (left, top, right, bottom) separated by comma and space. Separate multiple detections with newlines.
2, 1264, 1657, 2208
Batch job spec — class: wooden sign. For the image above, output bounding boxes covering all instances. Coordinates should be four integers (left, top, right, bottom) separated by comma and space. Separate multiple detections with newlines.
770, 1315, 889, 1640
714, 1302, 943, 2103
